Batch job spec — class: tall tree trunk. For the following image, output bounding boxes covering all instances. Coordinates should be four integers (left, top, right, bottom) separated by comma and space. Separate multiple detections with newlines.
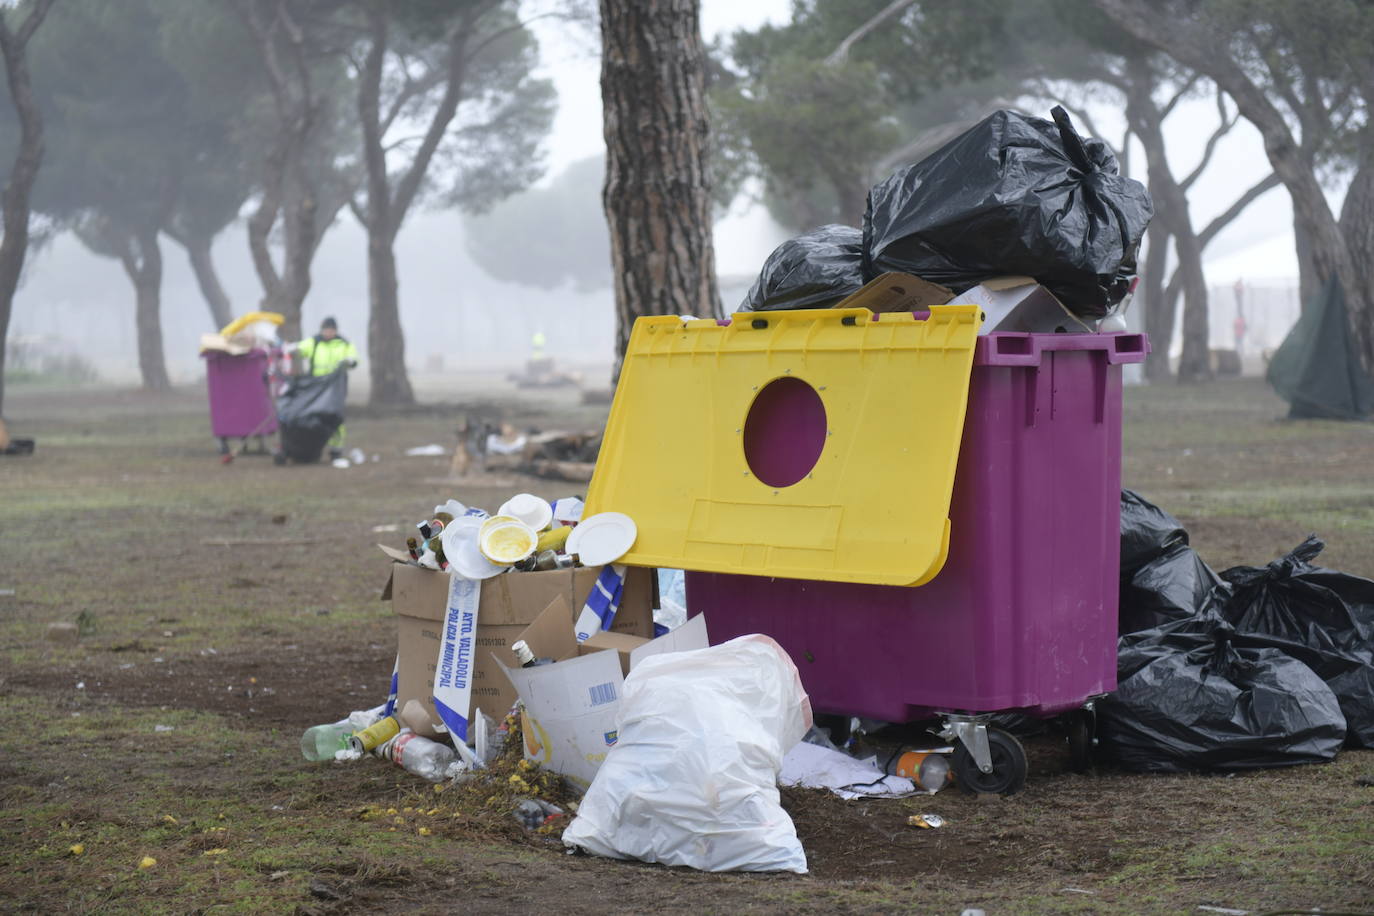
1293, 212, 1319, 311
120, 229, 171, 392
355, 5, 478, 406
1172, 229, 1211, 381
366, 231, 410, 403
1091, 0, 1371, 369
245, 143, 289, 327
181, 233, 233, 329
1125, 55, 1211, 382
1141, 226, 1173, 381
601, 0, 722, 382
235, 0, 326, 344
1339, 143, 1374, 365
357, 8, 413, 406
0, 0, 57, 418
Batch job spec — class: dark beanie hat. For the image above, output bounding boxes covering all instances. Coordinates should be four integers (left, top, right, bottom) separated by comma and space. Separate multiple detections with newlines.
321, 317, 337, 330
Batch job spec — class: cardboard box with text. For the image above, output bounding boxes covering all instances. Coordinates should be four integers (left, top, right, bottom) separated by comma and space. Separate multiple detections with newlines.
379, 549, 655, 737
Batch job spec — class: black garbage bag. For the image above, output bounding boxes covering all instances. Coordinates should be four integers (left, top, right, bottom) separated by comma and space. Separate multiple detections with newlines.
1098, 617, 1346, 772
1220, 536, 1374, 748
276, 369, 347, 464
1120, 543, 1229, 635
741, 224, 865, 312
862, 106, 1153, 319
1120, 488, 1189, 579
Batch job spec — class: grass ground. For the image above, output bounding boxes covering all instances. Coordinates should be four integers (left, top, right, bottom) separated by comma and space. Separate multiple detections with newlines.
1, 374, 1371, 914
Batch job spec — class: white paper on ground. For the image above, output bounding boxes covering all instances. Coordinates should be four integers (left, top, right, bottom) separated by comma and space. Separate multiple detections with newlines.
779, 741, 918, 800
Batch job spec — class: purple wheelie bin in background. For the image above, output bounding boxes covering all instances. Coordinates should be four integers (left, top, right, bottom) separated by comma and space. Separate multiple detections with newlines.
686, 331, 1149, 793
203, 349, 278, 457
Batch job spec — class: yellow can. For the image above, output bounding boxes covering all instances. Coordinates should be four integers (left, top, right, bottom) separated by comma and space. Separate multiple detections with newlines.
348, 716, 400, 753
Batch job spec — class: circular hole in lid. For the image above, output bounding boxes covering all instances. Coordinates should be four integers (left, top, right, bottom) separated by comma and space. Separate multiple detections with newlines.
742, 377, 827, 488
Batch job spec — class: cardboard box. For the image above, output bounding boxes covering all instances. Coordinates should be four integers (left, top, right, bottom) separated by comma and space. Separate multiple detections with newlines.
833, 271, 953, 313
950, 276, 1094, 335
497, 597, 708, 788
381, 550, 656, 737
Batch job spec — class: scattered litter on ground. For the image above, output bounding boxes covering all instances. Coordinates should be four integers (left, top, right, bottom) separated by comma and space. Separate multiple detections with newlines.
404, 444, 446, 457
779, 741, 917, 800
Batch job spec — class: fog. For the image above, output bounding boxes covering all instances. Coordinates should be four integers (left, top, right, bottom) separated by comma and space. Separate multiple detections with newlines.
6, 0, 1316, 386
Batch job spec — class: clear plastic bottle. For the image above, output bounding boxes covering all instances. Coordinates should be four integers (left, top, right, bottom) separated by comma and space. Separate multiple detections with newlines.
880, 747, 953, 793
300, 720, 352, 762
375, 730, 457, 782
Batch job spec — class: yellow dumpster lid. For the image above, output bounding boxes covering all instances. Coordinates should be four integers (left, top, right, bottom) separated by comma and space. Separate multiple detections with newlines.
584, 304, 982, 586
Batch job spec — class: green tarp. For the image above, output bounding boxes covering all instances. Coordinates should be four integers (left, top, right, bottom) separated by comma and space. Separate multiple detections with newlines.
1267, 275, 1374, 420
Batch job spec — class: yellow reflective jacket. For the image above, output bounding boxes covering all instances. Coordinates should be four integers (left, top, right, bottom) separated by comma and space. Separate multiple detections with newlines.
297, 336, 358, 376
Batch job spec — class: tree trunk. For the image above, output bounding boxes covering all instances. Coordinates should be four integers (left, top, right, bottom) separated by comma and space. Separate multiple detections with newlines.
600, 0, 722, 381
1124, 56, 1211, 382
1090, 0, 1370, 369
1172, 229, 1211, 381
1293, 212, 1319, 311
183, 233, 233, 329
235, 0, 327, 344
1339, 142, 1374, 365
355, 6, 476, 406
121, 229, 171, 392
0, 0, 56, 418
1141, 226, 1173, 381
366, 231, 411, 404
357, 8, 413, 406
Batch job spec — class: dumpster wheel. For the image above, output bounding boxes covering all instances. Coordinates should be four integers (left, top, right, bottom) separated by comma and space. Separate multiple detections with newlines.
952, 727, 1027, 795
1064, 708, 1096, 774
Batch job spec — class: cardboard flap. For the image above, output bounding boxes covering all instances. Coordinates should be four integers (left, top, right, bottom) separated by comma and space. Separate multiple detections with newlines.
495, 649, 624, 721
581, 630, 651, 677
953, 278, 1094, 334
977, 275, 1037, 292
833, 271, 953, 313
628, 614, 709, 670
377, 543, 412, 563
517, 594, 581, 663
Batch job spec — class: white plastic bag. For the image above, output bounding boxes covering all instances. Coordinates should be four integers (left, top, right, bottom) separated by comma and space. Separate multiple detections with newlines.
561, 635, 812, 873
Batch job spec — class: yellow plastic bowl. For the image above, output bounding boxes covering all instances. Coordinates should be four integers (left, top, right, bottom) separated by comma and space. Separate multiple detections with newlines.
478, 516, 538, 565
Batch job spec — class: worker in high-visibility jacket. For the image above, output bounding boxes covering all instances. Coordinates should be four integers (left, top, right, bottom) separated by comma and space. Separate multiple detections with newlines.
293, 317, 358, 460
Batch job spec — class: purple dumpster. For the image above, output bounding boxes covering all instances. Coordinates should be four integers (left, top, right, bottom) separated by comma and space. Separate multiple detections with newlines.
687, 331, 1148, 792
203, 349, 277, 456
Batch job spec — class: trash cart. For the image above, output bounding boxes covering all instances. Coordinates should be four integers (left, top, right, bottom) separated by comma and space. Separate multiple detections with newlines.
203, 348, 277, 458
583, 306, 1148, 794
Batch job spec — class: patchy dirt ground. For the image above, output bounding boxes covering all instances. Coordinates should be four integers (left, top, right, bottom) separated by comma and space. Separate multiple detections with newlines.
2, 375, 1372, 914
